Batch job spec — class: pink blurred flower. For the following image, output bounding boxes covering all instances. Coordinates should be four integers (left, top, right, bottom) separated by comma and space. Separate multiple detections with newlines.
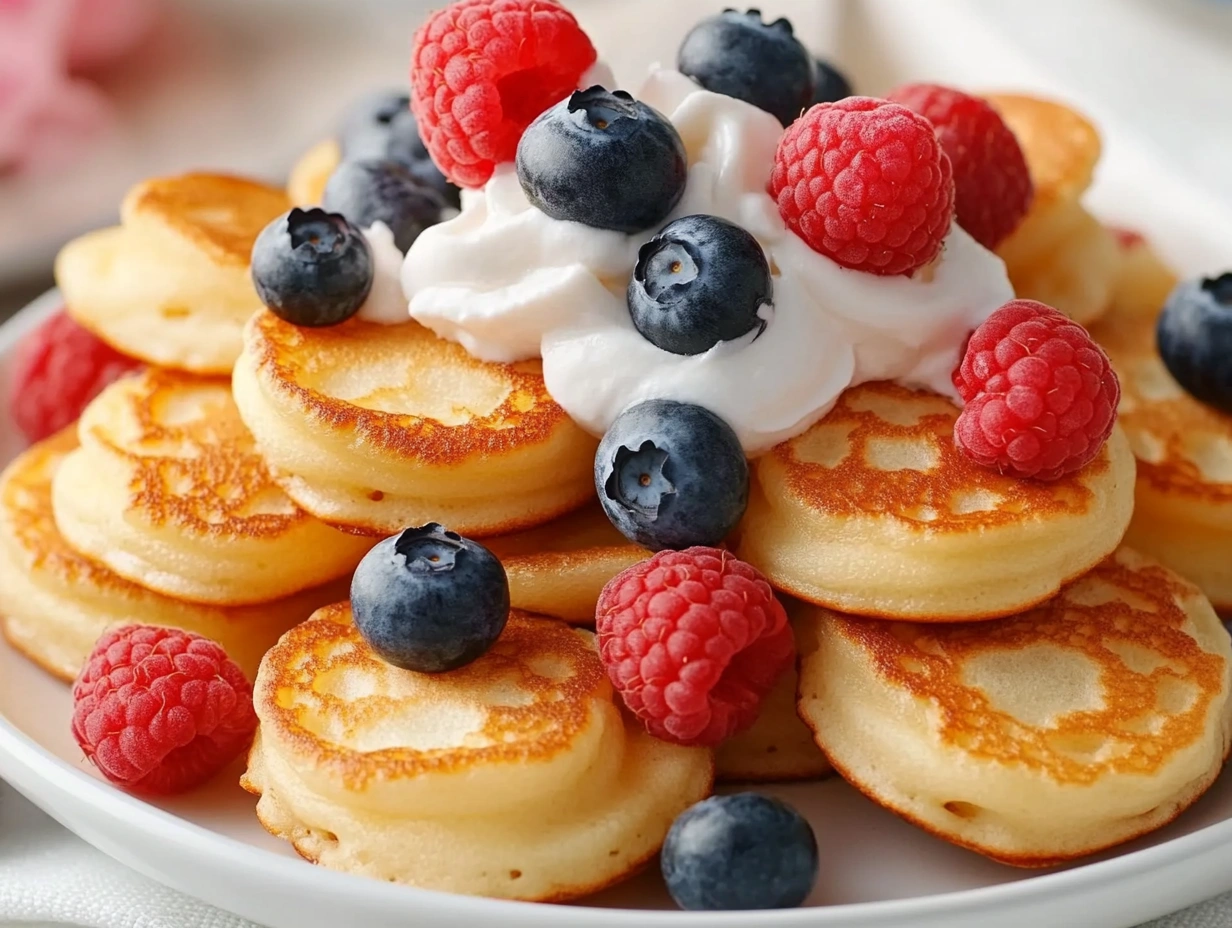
0, 0, 155, 175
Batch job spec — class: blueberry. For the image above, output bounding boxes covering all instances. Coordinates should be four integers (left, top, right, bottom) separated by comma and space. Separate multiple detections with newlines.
596, 400, 748, 550
516, 86, 687, 234
250, 207, 373, 327
1157, 273, 1232, 414
322, 159, 449, 253
628, 215, 772, 355
663, 793, 818, 910
677, 9, 814, 127
350, 523, 510, 673
339, 89, 461, 209
811, 56, 853, 105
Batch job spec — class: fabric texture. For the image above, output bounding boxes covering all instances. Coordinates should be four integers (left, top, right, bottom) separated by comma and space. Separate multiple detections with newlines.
1, 780, 1230, 926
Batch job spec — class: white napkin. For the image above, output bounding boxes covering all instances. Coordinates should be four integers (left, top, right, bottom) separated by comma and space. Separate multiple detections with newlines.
1, 779, 1230, 928
0, 782, 255, 928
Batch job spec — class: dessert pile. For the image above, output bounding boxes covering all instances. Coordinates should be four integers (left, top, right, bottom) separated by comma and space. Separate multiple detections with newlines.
3, 0, 1232, 914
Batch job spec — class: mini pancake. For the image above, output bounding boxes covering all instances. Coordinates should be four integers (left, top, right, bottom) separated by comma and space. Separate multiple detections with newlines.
1091, 286, 1232, 610
483, 503, 650, 624
56, 173, 290, 374
990, 94, 1120, 326
232, 310, 598, 538
287, 139, 340, 206
0, 429, 347, 680
242, 605, 714, 901
798, 548, 1232, 867
715, 658, 831, 783
1106, 228, 1179, 321
737, 381, 1136, 621
51, 369, 372, 607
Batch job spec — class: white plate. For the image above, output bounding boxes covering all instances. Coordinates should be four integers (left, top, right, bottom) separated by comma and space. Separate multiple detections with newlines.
4, 1, 1232, 926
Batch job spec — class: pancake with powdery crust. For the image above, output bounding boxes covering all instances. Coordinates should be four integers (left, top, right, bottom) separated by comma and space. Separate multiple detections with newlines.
1091, 295, 1232, 610
990, 94, 1120, 326
798, 548, 1232, 866
738, 381, 1136, 621
232, 310, 597, 538
482, 503, 650, 624
51, 369, 372, 607
56, 173, 290, 374
243, 605, 713, 900
0, 429, 348, 680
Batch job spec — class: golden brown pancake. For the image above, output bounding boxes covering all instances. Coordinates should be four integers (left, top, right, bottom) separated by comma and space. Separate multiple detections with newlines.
287, 139, 341, 206
243, 604, 714, 900
738, 381, 1136, 620
51, 369, 372, 606
0, 429, 346, 680
1091, 278, 1232, 610
989, 94, 1120, 325
798, 548, 1232, 867
56, 173, 290, 374
1106, 229, 1179, 322
483, 503, 649, 623
232, 310, 598, 538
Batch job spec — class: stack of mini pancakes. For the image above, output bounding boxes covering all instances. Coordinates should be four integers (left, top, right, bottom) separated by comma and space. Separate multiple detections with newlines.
0, 174, 376, 680
2, 86, 1230, 903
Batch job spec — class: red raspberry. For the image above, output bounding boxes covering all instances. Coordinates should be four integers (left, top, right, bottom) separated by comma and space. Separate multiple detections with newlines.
952, 300, 1120, 481
595, 548, 795, 748
888, 83, 1033, 251
409, 0, 597, 189
71, 625, 258, 795
769, 97, 954, 276
9, 310, 142, 444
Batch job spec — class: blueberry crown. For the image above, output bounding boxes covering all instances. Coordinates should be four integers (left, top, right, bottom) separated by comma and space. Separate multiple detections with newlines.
722, 7, 794, 35
1201, 273, 1232, 305
394, 522, 466, 572
567, 86, 639, 129
286, 207, 355, 256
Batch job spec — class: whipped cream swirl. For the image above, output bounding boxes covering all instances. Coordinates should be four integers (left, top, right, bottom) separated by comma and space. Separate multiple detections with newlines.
402, 69, 1014, 453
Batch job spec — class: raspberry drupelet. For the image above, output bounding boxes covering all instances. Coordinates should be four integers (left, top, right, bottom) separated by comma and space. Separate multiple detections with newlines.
409, 0, 597, 188
889, 83, 1033, 250
71, 625, 258, 794
952, 300, 1120, 481
770, 97, 955, 276
595, 547, 795, 748
10, 310, 142, 444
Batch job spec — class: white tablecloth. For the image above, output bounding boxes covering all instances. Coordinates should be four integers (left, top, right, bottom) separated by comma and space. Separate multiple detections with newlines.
0, 780, 1228, 927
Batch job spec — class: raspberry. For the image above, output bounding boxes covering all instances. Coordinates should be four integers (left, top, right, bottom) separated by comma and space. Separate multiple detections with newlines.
888, 83, 1033, 251
952, 300, 1120, 481
9, 310, 141, 444
409, 0, 597, 189
71, 625, 258, 795
595, 548, 795, 748
769, 97, 954, 276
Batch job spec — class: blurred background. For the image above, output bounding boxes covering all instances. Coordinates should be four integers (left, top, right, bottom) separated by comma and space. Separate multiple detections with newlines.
1, 0, 1230, 318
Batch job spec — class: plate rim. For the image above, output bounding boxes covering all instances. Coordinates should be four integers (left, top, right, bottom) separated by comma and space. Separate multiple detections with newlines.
3, 291, 1232, 926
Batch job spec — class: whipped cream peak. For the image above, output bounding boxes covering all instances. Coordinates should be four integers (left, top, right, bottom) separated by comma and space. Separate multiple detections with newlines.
401, 69, 1014, 453
356, 222, 411, 325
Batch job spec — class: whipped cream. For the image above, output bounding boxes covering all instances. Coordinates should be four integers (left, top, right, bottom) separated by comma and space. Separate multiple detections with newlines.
402, 70, 1014, 453
356, 222, 410, 325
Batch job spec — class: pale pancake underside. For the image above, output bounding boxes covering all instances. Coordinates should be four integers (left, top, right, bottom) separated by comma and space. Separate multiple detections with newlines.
56, 173, 290, 374
798, 548, 1232, 867
988, 93, 1119, 326
52, 369, 371, 607
0, 428, 346, 680
738, 381, 1136, 621
243, 605, 713, 901
232, 311, 597, 538
1092, 289, 1232, 611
